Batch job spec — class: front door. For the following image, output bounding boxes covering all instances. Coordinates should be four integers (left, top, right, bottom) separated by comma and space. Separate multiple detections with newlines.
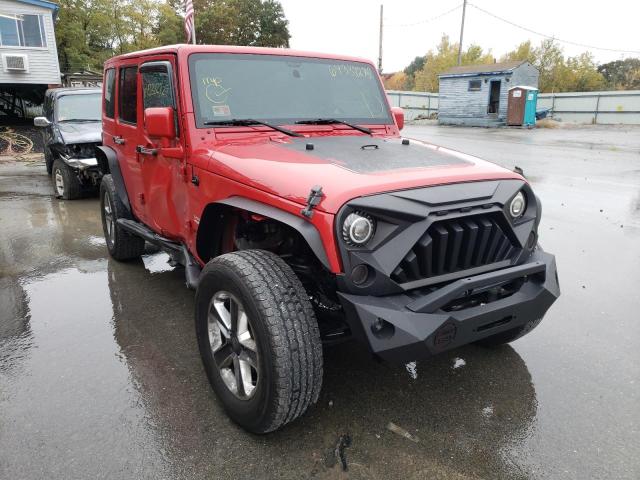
488, 80, 501, 115
137, 57, 186, 239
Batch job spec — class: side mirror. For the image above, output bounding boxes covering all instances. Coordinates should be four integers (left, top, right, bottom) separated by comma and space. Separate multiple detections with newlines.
144, 107, 175, 139
33, 116, 51, 127
391, 107, 404, 131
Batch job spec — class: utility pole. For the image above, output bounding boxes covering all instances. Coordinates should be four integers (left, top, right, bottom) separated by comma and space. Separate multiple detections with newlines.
457, 0, 467, 66
378, 4, 383, 74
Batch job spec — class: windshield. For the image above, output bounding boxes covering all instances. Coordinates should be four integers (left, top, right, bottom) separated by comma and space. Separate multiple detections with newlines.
55, 93, 102, 122
188, 53, 392, 128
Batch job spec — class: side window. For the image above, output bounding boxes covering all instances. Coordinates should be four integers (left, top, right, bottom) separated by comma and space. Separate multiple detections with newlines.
119, 66, 138, 124
142, 67, 174, 109
104, 68, 116, 118
141, 61, 178, 135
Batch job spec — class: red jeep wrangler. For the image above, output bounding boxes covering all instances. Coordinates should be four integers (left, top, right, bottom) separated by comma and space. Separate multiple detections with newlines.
98, 45, 559, 433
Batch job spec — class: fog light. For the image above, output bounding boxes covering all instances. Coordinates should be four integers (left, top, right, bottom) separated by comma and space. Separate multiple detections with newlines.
351, 264, 370, 285
509, 191, 526, 218
371, 318, 395, 339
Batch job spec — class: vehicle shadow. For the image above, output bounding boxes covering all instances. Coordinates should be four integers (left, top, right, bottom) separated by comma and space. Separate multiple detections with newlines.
106, 256, 537, 480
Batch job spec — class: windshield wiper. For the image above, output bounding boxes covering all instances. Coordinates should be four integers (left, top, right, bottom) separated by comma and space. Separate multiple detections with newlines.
295, 118, 372, 135
203, 118, 302, 137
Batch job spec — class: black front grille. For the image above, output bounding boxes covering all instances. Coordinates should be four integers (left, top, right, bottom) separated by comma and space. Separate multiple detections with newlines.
392, 213, 519, 284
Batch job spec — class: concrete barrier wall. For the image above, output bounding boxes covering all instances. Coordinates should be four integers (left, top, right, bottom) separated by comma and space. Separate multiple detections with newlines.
386, 89, 640, 124
386, 90, 439, 121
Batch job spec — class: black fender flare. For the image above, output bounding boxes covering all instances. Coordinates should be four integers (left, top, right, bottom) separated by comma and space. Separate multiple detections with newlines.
202, 196, 332, 271
96, 146, 132, 215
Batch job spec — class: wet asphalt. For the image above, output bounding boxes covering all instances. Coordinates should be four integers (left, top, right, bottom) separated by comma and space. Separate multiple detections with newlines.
1, 125, 639, 480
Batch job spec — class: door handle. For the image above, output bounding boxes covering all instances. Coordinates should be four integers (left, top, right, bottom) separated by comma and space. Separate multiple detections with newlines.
113, 135, 125, 145
136, 145, 158, 156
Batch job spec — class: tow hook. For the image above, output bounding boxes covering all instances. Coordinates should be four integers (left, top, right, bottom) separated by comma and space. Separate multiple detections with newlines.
301, 185, 323, 218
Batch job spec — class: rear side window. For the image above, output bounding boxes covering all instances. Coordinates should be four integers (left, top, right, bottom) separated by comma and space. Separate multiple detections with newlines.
104, 68, 116, 118
119, 66, 138, 124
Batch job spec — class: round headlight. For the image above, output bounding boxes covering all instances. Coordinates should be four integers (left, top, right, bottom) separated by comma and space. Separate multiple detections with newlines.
342, 212, 375, 246
509, 191, 526, 218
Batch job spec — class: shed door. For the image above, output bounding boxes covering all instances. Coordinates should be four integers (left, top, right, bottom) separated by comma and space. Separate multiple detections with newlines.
488, 80, 501, 114
507, 88, 526, 125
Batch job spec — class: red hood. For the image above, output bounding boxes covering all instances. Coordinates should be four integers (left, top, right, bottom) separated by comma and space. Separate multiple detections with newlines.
198, 134, 523, 214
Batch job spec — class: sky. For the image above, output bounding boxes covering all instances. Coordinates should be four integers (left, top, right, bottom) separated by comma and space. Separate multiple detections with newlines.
278, 0, 639, 72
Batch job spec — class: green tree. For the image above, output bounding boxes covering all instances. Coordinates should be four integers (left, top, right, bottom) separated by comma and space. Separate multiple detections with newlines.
501, 40, 536, 64
54, 0, 291, 73
413, 35, 493, 92
402, 55, 425, 89
155, 0, 185, 46
564, 53, 606, 92
598, 58, 640, 90
194, 0, 290, 47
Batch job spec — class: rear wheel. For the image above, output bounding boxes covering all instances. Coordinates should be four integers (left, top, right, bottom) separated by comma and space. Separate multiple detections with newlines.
195, 249, 323, 433
52, 159, 81, 200
99, 174, 145, 261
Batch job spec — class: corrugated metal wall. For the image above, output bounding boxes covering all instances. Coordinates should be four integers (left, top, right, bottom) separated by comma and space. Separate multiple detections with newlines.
387, 90, 640, 125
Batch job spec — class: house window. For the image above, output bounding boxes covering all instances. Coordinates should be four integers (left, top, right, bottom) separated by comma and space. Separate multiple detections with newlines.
468, 80, 482, 91
0, 14, 46, 48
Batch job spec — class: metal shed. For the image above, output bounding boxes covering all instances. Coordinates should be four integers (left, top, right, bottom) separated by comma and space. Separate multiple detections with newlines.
438, 60, 539, 127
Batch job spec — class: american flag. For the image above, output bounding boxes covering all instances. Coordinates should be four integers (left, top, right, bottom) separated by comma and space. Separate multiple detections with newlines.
184, 0, 195, 44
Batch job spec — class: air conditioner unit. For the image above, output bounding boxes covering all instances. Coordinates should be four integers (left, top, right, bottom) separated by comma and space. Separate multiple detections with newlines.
2, 54, 29, 73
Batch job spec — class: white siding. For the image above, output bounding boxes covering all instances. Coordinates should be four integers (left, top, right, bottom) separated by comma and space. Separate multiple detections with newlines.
0, 0, 60, 85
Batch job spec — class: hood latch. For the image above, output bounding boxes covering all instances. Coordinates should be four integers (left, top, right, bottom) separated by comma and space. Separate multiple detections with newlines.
301, 185, 323, 218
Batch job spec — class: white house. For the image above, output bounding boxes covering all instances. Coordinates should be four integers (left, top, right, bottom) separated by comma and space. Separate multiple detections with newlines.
0, 0, 60, 116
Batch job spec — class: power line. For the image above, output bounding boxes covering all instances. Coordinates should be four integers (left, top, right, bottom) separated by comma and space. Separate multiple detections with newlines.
468, 3, 640, 55
384, 4, 462, 28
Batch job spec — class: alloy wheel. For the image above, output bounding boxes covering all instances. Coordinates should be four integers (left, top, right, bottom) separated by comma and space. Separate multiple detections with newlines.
103, 193, 115, 246
208, 291, 259, 399
54, 168, 64, 197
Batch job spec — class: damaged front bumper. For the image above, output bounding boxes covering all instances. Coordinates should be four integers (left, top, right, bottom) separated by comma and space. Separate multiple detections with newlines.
61, 156, 99, 170
337, 248, 560, 363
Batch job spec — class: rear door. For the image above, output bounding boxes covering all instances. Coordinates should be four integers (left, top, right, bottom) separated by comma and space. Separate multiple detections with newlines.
137, 56, 186, 238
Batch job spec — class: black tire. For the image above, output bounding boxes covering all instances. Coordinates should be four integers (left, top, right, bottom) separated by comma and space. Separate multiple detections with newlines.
99, 174, 145, 261
52, 158, 81, 200
475, 316, 544, 347
45, 148, 53, 175
195, 249, 323, 433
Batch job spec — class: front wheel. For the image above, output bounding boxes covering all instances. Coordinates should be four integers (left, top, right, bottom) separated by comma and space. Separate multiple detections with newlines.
195, 250, 323, 433
52, 159, 81, 200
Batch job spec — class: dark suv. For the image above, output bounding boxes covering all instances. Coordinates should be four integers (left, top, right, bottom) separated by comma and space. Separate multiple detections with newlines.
34, 87, 102, 199
97, 45, 560, 433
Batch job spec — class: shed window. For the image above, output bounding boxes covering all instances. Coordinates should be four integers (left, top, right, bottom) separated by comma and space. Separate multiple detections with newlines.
468, 80, 482, 91
0, 14, 46, 47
